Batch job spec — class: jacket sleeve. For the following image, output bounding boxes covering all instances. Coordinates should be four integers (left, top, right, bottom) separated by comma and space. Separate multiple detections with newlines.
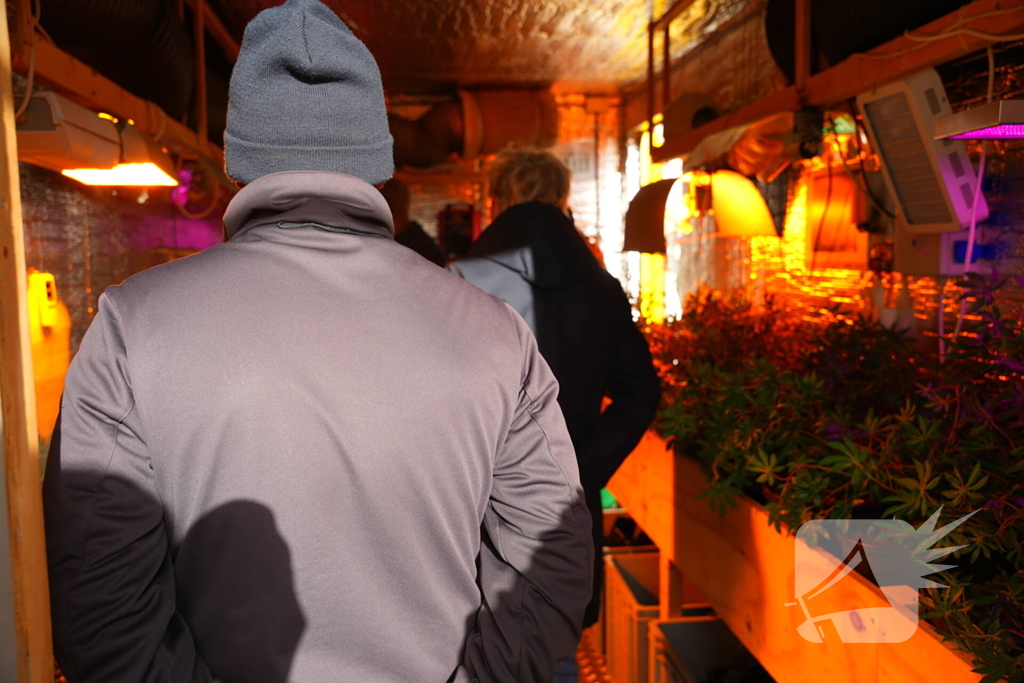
43, 292, 212, 683
582, 283, 662, 492
460, 308, 594, 683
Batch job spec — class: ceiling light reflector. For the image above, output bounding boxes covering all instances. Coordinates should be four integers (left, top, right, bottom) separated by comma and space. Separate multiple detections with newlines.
934, 100, 1024, 140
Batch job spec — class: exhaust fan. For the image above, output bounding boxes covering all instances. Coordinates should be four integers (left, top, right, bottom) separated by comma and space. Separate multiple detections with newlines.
857, 69, 986, 234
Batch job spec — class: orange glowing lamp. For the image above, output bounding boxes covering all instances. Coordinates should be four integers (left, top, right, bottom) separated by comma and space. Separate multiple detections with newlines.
706, 170, 778, 238
62, 162, 178, 186
62, 118, 178, 187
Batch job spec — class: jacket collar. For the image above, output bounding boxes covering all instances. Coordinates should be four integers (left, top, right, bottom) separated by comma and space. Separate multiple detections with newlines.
222, 171, 395, 240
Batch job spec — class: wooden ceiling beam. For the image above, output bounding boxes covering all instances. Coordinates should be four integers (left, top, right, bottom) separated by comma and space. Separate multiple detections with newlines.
652, 0, 1024, 162
11, 39, 224, 166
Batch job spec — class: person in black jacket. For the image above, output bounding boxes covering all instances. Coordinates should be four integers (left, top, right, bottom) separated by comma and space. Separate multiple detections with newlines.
380, 177, 447, 266
451, 149, 661, 651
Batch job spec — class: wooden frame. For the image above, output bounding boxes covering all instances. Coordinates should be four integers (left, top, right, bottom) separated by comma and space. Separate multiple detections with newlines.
646, 0, 701, 129
0, 6, 52, 681
8, 0, 236, 166
608, 432, 983, 683
648, 0, 1024, 162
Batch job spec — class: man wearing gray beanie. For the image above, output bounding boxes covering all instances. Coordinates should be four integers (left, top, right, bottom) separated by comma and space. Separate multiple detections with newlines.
43, 1, 593, 682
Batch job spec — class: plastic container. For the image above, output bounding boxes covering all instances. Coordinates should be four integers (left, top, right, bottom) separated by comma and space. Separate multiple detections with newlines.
649, 616, 766, 683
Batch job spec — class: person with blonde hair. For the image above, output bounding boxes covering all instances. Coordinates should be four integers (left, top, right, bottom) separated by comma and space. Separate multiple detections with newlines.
488, 148, 572, 214
452, 148, 661, 681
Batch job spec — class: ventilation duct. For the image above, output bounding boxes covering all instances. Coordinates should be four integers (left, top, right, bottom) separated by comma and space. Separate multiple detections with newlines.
857, 69, 986, 234
391, 90, 559, 169
685, 112, 793, 183
662, 93, 719, 147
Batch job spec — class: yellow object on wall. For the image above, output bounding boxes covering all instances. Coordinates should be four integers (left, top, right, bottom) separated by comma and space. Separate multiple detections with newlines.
640, 253, 667, 324
27, 268, 71, 444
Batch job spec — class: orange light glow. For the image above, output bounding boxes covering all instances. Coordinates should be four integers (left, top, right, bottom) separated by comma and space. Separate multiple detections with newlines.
62, 162, 178, 187
709, 170, 777, 237
640, 252, 666, 323
652, 123, 665, 149
749, 179, 871, 322
97, 112, 119, 123
664, 178, 693, 235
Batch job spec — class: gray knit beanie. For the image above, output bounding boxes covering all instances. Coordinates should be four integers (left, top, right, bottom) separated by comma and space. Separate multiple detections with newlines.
224, 0, 394, 186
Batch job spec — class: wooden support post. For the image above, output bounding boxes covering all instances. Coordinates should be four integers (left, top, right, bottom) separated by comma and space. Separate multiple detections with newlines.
659, 552, 683, 620
0, 5, 52, 682
183, 0, 241, 63
662, 25, 671, 111
647, 21, 656, 135
794, 0, 812, 92
7, 0, 34, 67
194, 0, 208, 144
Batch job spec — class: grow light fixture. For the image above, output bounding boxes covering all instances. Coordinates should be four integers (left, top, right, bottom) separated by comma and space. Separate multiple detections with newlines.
62, 123, 177, 186
15, 90, 177, 186
933, 99, 1024, 140
857, 69, 987, 234
62, 162, 177, 186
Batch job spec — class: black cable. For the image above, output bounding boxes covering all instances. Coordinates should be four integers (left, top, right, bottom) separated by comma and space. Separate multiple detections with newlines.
849, 114, 896, 220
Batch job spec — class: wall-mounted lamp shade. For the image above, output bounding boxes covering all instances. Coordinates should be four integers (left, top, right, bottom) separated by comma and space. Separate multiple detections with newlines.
62, 125, 178, 186
17, 90, 177, 186
709, 170, 777, 237
624, 178, 677, 253
933, 100, 1024, 140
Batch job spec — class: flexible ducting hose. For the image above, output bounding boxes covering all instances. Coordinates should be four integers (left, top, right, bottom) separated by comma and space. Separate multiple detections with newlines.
40, 0, 194, 119
391, 90, 559, 169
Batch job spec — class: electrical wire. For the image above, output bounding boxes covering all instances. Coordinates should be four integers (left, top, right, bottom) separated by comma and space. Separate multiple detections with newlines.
851, 115, 896, 219
828, 115, 896, 221
853, 4, 1024, 60
952, 145, 988, 341
14, 44, 36, 120
177, 190, 220, 220
950, 46, 995, 345
14, 0, 43, 121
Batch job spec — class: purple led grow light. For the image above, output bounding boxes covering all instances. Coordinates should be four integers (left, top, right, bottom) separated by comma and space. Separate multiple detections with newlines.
949, 124, 1024, 140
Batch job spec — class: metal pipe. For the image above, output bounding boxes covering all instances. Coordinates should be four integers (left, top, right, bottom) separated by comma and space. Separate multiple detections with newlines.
194, 0, 207, 142
662, 25, 671, 111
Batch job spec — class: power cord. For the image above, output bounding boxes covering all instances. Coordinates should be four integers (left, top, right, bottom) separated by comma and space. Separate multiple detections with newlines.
947, 47, 995, 354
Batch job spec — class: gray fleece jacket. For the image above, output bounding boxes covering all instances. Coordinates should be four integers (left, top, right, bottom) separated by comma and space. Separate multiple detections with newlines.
43, 171, 593, 683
